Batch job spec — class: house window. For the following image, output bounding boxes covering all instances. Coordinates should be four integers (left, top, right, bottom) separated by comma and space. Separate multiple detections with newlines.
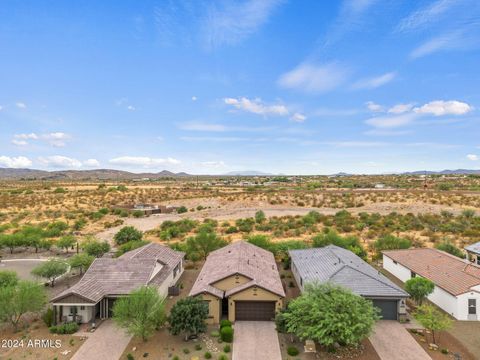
300, 277, 303, 287
411, 271, 416, 278
468, 299, 477, 315
80, 306, 85, 310
69, 306, 77, 314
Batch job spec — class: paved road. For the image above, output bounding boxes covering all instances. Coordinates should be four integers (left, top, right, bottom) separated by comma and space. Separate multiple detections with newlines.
369, 321, 431, 360
233, 321, 281, 360
71, 320, 132, 360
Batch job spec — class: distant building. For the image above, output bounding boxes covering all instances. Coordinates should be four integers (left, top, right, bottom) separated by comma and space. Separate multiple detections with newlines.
112, 203, 177, 216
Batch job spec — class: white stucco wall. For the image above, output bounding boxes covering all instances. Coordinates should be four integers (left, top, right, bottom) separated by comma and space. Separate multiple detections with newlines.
383, 254, 480, 321
290, 261, 305, 293
383, 255, 412, 282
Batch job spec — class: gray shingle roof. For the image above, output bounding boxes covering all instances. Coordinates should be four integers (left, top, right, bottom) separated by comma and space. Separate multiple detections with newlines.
190, 241, 285, 298
465, 241, 480, 255
289, 245, 408, 298
52, 243, 184, 303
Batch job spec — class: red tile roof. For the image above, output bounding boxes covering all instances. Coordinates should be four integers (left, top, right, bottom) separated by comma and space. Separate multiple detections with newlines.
383, 248, 480, 296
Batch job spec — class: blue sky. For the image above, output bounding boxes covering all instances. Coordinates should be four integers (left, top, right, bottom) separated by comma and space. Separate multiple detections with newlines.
0, 0, 479, 175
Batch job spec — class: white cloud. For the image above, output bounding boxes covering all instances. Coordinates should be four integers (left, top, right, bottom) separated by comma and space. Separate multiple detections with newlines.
397, 0, 456, 32
224, 97, 289, 116
364, 129, 411, 136
0, 105, 3, 111
15, 102, 27, 109
200, 161, 226, 168
83, 159, 100, 167
0, 156, 32, 168
365, 113, 419, 128
351, 72, 396, 90
41, 132, 70, 147
290, 113, 306, 123
409, 30, 465, 59
413, 100, 472, 116
11, 139, 28, 146
388, 103, 414, 114
278, 62, 349, 93
366, 101, 384, 112
127, 105, 136, 111
203, 0, 283, 48
191, 96, 197, 101
38, 155, 82, 168
109, 156, 181, 168
467, 154, 479, 161
14, 133, 38, 140
180, 136, 248, 142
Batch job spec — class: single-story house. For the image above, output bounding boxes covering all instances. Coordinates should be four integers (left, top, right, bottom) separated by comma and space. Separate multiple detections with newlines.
383, 248, 480, 321
465, 242, 480, 265
289, 245, 409, 320
189, 241, 285, 324
51, 243, 184, 324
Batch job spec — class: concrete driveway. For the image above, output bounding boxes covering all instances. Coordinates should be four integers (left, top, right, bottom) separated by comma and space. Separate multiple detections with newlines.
71, 320, 132, 360
369, 321, 431, 360
233, 321, 281, 360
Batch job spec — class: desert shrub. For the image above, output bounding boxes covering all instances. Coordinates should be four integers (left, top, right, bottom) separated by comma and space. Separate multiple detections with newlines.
114, 226, 143, 245
127, 353, 135, 360
220, 319, 232, 328
132, 210, 144, 218
220, 326, 233, 343
177, 206, 188, 214
435, 241, 464, 258
204, 352, 212, 359
287, 346, 299, 356
42, 308, 54, 327
195, 344, 202, 351
217, 355, 228, 360
312, 229, 366, 259
372, 234, 411, 259
49, 322, 79, 334
223, 344, 231, 353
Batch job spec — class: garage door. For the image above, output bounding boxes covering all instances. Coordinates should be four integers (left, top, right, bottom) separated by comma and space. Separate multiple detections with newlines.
235, 301, 276, 321
371, 299, 398, 320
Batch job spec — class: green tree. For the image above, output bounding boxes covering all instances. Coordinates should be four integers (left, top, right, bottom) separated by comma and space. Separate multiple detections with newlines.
56, 235, 76, 253
31, 259, 69, 287
0, 234, 23, 254
312, 229, 367, 259
414, 304, 452, 344
0, 270, 19, 287
82, 238, 111, 258
247, 235, 273, 252
435, 241, 464, 258
282, 283, 380, 348
405, 277, 435, 305
113, 286, 166, 342
114, 226, 143, 245
0, 280, 47, 331
186, 231, 227, 260
169, 296, 209, 340
372, 234, 411, 258
255, 210, 266, 224
68, 253, 95, 275
18, 226, 45, 253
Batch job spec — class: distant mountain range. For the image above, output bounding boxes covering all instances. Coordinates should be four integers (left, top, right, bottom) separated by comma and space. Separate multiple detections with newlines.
0, 168, 191, 180
0, 168, 479, 180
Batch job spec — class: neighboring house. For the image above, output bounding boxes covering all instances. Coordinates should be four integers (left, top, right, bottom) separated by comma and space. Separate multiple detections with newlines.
383, 248, 480, 321
189, 241, 285, 324
465, 241, 480, 265
289, 245, 408, 320
51, 243, 184, 324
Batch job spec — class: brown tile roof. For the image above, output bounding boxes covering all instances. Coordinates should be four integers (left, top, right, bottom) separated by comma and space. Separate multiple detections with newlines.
383, 248, 480, 296
189, 241, 285, 298
52, 243, 184, 303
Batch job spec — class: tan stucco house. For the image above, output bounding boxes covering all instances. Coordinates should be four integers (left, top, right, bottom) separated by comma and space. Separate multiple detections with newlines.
51, 243, 184, 324
189, 241, 285, 324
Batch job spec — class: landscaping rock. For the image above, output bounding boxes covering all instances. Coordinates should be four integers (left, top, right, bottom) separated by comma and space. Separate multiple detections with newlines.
429, 343, 439, 351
